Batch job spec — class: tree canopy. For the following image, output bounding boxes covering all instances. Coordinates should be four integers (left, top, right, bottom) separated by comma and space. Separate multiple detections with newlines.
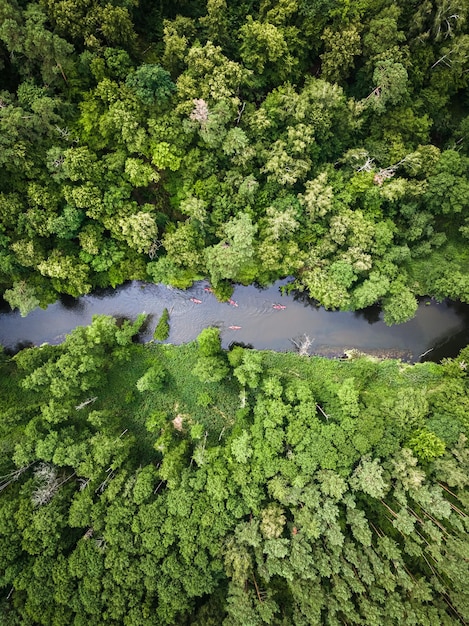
0, 318, 468, 624
1, 2, 469, 619
1, 0, 469, 318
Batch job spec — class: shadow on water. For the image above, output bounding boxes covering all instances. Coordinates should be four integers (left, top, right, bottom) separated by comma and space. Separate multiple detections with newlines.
420, 301, 469, 362
0, 297, 11, 315
4, 340, 34, 356
291, 289, 321, 309
59, 293, 82, 311
353, 305, 382, 325
228, 341, 254, 350
89, 281, 133, 300
137, 313, 154, 335
289, 289, 384, 325
423, 328, 469, 362
446, 300, 469, 318
0, 280, 468, 362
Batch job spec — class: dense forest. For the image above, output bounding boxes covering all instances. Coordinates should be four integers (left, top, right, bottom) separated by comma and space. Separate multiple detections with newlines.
1, 0, 469, 321
0, 316, 468, 624
1, 1, 469, 624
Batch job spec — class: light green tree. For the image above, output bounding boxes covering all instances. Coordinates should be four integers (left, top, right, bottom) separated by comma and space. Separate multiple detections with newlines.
4, 281, 40, 317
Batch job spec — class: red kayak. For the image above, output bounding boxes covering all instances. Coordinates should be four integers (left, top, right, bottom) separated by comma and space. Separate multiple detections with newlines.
228, 325, 241, 330
228, 299, 238, 307
204, 287, 213, 293
190, 298, 202, 304
272, 304, 286, 310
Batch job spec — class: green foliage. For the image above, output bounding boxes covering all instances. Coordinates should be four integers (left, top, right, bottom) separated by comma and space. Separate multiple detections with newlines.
321, 24, 361, 84
407, 429, 446, 462
136, 362, 166, 392
4, 281, 40, 317
204, 213, 258, 287
382, 282, 418, 325
125, 65, 175, 106
3, 0, 469, 613
0, 0, 467, 319
1, 324, 469, 624
153, 307, 170, 341
192, 327, 229, 383
197, 327, 223, 357
193, 355, 230, 383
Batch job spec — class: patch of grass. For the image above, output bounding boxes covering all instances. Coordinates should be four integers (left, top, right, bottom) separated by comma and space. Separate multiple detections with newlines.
100, 343, 241, 454
95, 341, 447, 466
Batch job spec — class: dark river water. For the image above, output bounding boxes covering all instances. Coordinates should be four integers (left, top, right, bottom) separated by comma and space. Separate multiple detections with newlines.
1, 279, 469, 362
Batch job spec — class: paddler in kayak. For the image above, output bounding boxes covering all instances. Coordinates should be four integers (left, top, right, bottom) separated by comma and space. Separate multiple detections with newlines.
190, 297, 202, 304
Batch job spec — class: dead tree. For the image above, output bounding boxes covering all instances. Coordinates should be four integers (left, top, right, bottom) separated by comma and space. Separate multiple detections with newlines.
291, 335, 314, 356
0, 463, 36, 493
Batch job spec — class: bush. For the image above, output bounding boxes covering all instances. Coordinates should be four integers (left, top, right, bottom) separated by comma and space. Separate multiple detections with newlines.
197, 327, 222, 357
197, 391, 213, 407
136, 362, 167, 392
193, 356, 229, 383
154, 308, 170, 341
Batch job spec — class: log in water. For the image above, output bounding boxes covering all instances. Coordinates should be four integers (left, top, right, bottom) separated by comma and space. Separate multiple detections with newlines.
1, 279, 468, 362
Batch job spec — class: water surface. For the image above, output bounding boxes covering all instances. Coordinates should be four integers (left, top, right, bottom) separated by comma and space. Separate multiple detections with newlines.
1, 279, 468, 362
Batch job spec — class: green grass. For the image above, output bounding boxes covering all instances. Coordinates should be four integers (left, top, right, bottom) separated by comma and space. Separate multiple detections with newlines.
99, 342, 242, 459
86, 340, 449, 467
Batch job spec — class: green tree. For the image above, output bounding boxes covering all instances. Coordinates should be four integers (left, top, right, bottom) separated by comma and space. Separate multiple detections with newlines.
369, 60, 409, 113
126, 65, 175, 106
154, 308, 170, 341
382, 281, 418, 325
239, 16, 293, 81
4, 281, 40, 317
204, 213, 258, 286
321, 24, 361, 84
407, 430, 446, 461
136, 362, 167, 392
193, 327, 229, 383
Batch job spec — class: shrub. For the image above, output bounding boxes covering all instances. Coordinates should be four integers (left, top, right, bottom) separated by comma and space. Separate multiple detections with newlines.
154, 308, 170, 341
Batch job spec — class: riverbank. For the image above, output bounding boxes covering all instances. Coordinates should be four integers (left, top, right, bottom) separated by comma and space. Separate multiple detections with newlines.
1, 280, 469, 361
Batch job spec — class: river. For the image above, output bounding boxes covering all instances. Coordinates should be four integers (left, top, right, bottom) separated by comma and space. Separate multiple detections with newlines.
1, 279, 469, 362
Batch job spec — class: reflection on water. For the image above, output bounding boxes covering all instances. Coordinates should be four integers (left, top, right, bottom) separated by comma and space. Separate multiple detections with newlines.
421, 325, 469, 362
0, 279, 468, 363
291, 289, 320, 308
353, 305, 381, 325
228, 341, 254, 351
59, 293, 84, 312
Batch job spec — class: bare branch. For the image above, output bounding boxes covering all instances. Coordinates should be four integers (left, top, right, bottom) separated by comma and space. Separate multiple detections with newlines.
235, 102, 246, 125
365, 86, 382, 100
75, 396, 98, 410
148, 239, 163, 260
419, 348, 433, 359
357, 157, 375, 172
316, 404, 330, 421
32, 463, 61, 507
432, 51, 455, 69
0, 462, 36, 493
291, 334, 314, 356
